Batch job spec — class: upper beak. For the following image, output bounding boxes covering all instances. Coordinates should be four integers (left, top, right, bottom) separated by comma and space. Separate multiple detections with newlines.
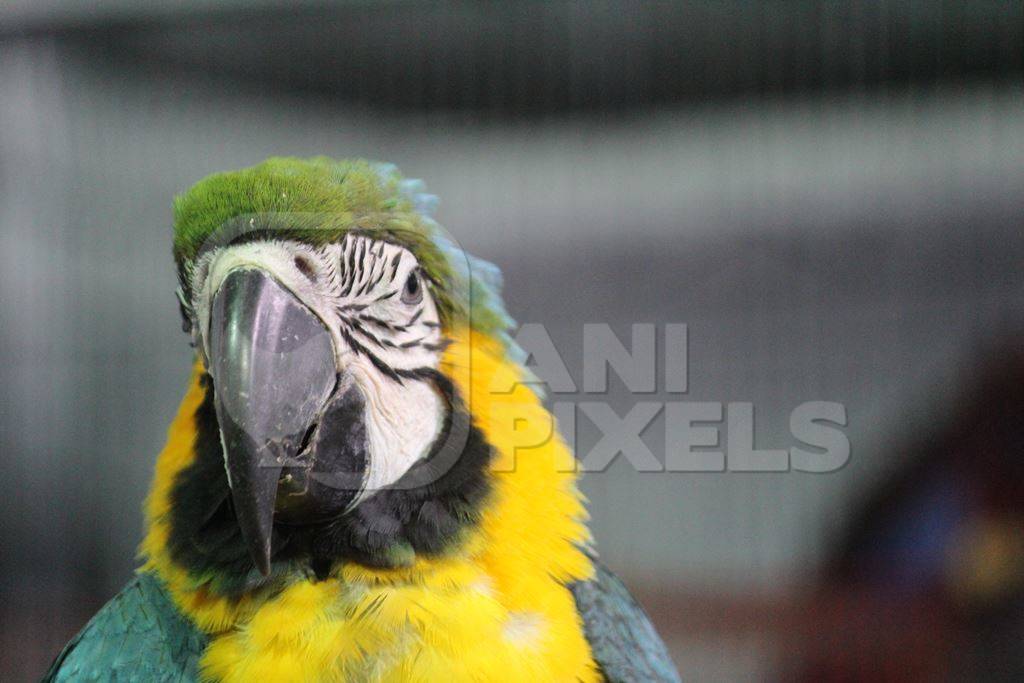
206, 268, 337, 575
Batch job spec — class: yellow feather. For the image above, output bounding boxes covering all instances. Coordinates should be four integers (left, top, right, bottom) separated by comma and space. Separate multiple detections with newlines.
141, 330, 599, 682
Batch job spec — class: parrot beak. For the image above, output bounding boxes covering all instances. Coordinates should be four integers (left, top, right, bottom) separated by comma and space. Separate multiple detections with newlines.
206, 268, 337, 576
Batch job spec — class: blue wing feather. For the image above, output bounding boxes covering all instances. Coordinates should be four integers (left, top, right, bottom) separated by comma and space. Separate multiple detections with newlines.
571, 559, 681, 682
43, 572, 206, 682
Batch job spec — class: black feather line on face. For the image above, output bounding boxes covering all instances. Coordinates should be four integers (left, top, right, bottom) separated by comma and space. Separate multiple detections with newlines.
337, 325, 405, 384
340, 241, 357, 297
367, 249, 390, 292
353, 237, 392, 298
399, 337, 425, 349
355, 270, 374, 298
323, 259, 339, 289
346, 317, 397, 351
422, 339, 453, 353
358, 314, 405, 333
355, 238, 366, 270
165, 370, 493, 595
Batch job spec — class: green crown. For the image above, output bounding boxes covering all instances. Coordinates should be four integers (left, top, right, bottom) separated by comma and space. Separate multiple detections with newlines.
173, 157, 519, 357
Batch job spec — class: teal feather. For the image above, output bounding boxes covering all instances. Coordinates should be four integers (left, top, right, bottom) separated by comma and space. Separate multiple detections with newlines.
43, 572, 206, 682
571, 558, 682, 682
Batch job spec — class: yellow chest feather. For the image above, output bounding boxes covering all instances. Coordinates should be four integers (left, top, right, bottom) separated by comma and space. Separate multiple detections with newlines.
200, 555, 595, 682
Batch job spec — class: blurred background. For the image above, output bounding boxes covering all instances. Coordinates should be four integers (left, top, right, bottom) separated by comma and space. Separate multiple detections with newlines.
1, 1, 1022, 680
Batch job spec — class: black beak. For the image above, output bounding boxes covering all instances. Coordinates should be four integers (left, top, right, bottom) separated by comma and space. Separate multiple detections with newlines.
207, 268, 336, 576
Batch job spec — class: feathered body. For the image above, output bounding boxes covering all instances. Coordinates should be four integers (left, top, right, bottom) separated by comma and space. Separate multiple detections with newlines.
46, 158, 679, 682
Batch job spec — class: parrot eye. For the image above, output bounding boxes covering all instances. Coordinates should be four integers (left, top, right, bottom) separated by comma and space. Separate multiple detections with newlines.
400, 271, 422, 305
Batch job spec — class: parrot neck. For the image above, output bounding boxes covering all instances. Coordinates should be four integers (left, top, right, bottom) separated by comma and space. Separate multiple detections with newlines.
140, 331, 594, 642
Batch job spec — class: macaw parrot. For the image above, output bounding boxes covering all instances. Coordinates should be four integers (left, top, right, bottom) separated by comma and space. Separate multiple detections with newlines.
45, 158, 680, 682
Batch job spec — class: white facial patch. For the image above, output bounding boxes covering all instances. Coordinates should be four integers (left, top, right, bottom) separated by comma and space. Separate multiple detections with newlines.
190, 235, 448, 506
352, 357, 444, 500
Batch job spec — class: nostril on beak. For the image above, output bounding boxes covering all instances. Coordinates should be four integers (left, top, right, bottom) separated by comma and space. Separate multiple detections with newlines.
294, 255, 316, 282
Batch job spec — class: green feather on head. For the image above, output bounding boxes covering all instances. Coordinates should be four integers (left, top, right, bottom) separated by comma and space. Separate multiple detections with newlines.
172, 156, 523, 362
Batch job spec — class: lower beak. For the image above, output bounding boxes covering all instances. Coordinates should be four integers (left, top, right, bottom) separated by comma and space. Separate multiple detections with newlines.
207, 268, 337, 575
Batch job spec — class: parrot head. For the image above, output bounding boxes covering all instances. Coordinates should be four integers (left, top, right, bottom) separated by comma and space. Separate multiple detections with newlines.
169, 157, 520, 581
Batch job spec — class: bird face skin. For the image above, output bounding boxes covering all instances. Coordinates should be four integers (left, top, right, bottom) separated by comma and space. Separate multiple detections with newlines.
185, 235, 450, 575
